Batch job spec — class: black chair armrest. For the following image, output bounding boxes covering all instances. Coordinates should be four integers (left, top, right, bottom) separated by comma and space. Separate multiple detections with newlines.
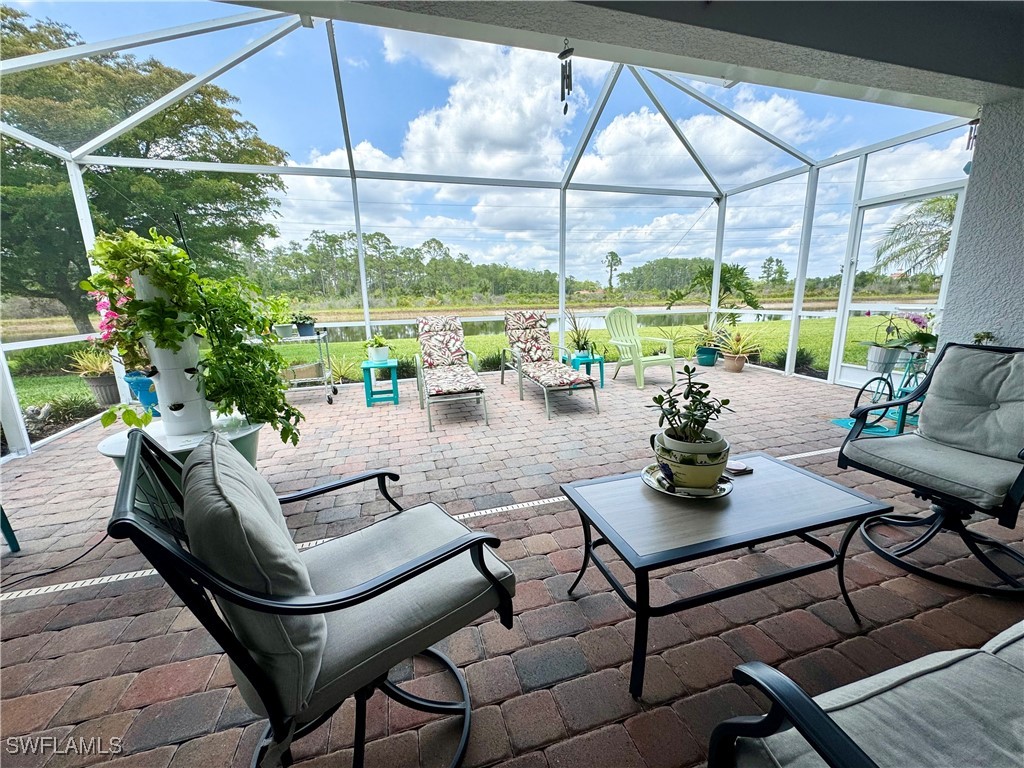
277, 469, 402, 511
708, 662, 878, 768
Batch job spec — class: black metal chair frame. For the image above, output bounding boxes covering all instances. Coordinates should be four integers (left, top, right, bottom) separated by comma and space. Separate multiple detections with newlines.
839, 342, 1024, 597
108, 430, 514, 768
708, 662, 879, 768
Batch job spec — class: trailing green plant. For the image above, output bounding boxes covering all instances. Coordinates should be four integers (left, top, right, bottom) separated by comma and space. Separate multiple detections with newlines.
66, 348, 114, 377
566, 309, 592, 353
648, 364, 731, 443
81, 229, 303, 444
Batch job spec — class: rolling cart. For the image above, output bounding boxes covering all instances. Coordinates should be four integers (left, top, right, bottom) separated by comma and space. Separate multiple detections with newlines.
281, 329, 338, 404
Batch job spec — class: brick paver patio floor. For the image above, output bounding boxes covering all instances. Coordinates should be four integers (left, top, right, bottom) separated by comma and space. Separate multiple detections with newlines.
3, 365, 1022, 768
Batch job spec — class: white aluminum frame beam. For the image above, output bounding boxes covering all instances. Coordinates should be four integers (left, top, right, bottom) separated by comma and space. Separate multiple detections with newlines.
562, 64, 621, 188
649, 70, 815, 166
0, 347, 31, 458
79, 155, 352, 177
816, 118, 970, 169
71, 17, 302, 159
933, 185, 968, 325
726, 166, 809, 197
558, 189, 568, 343
710, 197, 727, 320
567, 183, 717, 198
327, 21, 372, 339
0, 122, 72, 160
0, 10, 292, 75
785, 166, 820, 374
856, 179, 967, 210
629, 66, 724, 198
828, 155, 868, 380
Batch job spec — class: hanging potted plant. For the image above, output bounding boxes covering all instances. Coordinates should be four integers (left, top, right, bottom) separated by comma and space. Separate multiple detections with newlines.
365, 334, 390, 362
717, 329, 761, 373
81, 229, 303, 445
291, 312, 317, 338
66, 348, 120, 406
647, 365, 731, 489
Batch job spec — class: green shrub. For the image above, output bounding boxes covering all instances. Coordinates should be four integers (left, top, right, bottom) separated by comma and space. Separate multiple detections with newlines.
47, 393, 102, 424
476, 351, 503, 372
7, 342, 89, 375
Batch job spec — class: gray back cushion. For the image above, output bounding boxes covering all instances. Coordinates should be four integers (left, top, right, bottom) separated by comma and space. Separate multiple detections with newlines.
182, 433, 326, 718
918, 345, 1024, 463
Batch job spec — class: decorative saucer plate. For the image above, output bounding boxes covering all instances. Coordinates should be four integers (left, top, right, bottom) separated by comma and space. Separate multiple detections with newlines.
641, 464, 733, 500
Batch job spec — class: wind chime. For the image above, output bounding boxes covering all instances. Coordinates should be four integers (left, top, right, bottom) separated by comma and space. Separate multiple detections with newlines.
558, 38, 574, 114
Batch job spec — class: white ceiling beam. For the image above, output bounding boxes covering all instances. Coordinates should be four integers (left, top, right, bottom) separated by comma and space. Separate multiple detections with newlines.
726, 166, 809, 196
628, 66, 724, 198
79, 155, 349, 177
649, 70, 815, 166
0, 10, 292, 75
815, 118, 970, 169
856, 179, 967, 210
356, 170, 560, 189
0, 122, 73, 160
567, 183, 717, 198
561, 63, 621, 188
71, 18, 301, 159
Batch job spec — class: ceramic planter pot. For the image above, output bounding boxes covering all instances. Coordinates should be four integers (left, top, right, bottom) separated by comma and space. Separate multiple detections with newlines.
722, 354, 746, 373
695, 346, 719, 366
84, 374, 121, 406
274, 323, 297, 339
367, 346, 390, 363
296, 322, 316, 337
865, 345, 908, 373
650, 428, 730, 489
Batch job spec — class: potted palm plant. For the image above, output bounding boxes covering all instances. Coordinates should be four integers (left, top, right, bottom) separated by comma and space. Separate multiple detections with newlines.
647, 365, 731, 489
566, 309, 592, 358
717, 329, 761, 373
81, 229, 303, 445
67, 349, 120, 406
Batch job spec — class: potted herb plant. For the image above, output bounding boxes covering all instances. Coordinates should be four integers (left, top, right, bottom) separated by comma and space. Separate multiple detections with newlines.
566, 309, 592, 358
365, 334, 390, 362
647, 365, 731, 489
717, 329, 761, 373
81, 229, 303, 445
67, 348, 120, 406
291, 312, 317, 338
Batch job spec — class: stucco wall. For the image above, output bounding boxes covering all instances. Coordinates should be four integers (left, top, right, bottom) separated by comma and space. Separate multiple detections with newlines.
941, 95, 1024, 346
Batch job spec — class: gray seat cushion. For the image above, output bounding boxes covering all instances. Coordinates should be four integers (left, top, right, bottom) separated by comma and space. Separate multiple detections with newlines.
182, 433, 326, 718
983, 621, 1024, 671
917, 346, 1024, 464
297, 502, 514, 725
736, 648, 1024, 768
842, 432, 1022, 510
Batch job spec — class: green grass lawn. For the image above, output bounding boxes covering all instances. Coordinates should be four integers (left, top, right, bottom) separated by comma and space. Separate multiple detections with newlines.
11, 316, 877, 408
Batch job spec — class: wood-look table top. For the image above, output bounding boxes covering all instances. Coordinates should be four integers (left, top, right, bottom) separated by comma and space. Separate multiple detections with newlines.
560, 452, 892, 570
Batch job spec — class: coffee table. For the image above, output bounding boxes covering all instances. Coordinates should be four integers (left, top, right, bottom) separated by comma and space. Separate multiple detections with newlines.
560, 452, 893, 698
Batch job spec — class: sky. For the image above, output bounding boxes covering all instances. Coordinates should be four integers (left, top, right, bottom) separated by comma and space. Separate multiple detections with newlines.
10, 1, 974, 284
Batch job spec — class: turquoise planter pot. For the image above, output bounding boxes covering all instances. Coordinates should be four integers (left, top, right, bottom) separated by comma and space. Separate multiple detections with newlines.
695, 346, 719, 366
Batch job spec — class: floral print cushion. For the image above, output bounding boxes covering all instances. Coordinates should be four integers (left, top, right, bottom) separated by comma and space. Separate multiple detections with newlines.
521, 360, 593, 388
418, 316, 468, 368
505, 310, 552, 363
423, 363, 484, 396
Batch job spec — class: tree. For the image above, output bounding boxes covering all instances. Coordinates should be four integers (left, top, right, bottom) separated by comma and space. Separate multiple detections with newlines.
603, 251, 622, 291
759, 256, 789, 286
873, 195, 957, 277
666, 262, 762, 313
0, 7, 286, 332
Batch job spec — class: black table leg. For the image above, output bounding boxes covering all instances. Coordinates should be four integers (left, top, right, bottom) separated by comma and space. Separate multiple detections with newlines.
629, 576, 650, 699
837, 520, 861, 624
568, 518, 592, 596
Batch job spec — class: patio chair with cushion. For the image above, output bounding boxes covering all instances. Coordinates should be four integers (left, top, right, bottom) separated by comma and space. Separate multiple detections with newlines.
839, 342, 1024, 595
415, 315, 489, 432
107, 430, 515, 768
605, 306, 677, 389
501, 309, 599, 420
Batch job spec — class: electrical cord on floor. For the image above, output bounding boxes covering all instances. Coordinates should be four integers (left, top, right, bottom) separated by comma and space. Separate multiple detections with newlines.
0, 534, 110, 591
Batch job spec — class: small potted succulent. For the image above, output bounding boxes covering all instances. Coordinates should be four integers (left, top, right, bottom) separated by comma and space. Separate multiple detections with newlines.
67, 348, 120, 406
647, 365, 731, 488
717, 329, 761, 373
365, 334, 390, 362
291, 312, 317, 338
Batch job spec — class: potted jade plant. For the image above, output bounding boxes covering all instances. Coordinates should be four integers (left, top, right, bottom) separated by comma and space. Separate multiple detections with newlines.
365, 334, 390, 362
81, 228, 303, 445
291, 312, 317, 338
647, 365, 731, 489
566, 309, 592, 358
717, 329, 761, 373
67, 348, 120, 406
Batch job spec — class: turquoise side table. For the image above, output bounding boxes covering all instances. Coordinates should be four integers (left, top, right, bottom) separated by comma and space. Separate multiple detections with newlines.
562, 352, 605, 388
362, 359, 399, 407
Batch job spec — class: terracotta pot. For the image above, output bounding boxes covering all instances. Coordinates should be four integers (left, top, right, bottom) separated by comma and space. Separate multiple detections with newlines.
722, 354, 746, 373
650, 428, 730, 489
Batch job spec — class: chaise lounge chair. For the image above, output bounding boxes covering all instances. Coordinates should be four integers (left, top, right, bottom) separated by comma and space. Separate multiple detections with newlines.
415, 315, 489, 432
501, 310, 599, 419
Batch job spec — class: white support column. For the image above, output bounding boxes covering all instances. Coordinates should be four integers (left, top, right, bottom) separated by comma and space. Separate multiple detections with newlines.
327, 22, 371, 339
0, 346, 31, 458
67, 161, 132, 402
558, 189, 568, 345
828, 155, 868, 381
933, 185, 968, 333
710, 196, 727, 323
785, 166, 819, 375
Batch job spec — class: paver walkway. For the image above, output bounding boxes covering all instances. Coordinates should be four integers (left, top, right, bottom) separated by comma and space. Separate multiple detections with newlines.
3, 365, 1022, 768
